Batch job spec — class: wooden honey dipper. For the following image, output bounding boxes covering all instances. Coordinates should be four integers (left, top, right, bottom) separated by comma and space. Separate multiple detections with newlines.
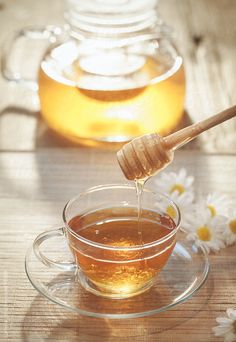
117, 105, 236, 180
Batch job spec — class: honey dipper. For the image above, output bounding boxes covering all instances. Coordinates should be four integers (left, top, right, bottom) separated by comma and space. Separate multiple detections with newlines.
117, 105, 236, 180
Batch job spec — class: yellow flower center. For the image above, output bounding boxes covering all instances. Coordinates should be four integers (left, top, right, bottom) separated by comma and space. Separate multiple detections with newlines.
207, 204, 216, 217
171, 183, 185, 195
166, 205, 176, 219
229, 219, 236, 234
197, 226, 212, 241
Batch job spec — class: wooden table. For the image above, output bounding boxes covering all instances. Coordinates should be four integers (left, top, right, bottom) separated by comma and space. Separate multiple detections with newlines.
0, 1, 236, 341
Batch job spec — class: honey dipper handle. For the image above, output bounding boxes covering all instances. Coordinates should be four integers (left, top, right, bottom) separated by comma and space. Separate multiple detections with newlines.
164, 105, 236, 150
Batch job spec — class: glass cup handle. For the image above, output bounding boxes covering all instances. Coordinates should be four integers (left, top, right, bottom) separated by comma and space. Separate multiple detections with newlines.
33, 227, 76, 272
1, 25, 64, 89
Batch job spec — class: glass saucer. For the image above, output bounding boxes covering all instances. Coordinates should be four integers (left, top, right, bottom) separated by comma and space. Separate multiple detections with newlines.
25, 232, 210, 319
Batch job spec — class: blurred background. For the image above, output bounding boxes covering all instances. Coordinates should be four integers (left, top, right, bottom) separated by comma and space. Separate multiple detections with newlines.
0, 0, 235, 152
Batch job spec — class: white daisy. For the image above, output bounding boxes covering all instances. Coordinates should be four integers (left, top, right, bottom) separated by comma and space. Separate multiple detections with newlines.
213, 308, 236, 342
154, 168, 194, 197
185, 207, 226, 253
221, 209, 236, 246
166, 190, 195, 230
204, 192, 232, 217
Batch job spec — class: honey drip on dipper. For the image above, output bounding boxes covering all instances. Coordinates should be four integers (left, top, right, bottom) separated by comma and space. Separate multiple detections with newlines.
117, 105, 236, 246
117, 105, 236, 181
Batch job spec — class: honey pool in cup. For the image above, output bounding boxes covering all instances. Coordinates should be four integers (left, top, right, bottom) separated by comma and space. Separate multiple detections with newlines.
33, 184, 181, 299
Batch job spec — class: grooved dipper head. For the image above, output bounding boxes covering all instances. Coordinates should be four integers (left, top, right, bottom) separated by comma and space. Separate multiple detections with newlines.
117, 133, 174, 180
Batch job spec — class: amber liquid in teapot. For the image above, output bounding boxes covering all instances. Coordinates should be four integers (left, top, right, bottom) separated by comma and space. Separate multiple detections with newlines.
38, 41, 185, 148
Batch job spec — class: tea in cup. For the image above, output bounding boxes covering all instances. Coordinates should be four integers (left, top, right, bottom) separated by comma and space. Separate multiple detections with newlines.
33, 184, 180, 299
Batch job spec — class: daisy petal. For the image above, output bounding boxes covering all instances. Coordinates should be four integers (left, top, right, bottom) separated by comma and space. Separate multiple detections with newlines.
216, 317, 233, 324
227, 308, 236, 320
213, 325, 232, 336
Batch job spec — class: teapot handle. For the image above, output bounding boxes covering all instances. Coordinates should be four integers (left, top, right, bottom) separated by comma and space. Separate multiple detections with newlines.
1, 25, 65, 90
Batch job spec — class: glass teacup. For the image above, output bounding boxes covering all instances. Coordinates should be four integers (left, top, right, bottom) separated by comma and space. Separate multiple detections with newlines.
33, 184, 180, 299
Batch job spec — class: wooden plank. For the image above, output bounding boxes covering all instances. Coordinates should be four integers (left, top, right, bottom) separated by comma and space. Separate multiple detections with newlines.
0, 149, 236, 341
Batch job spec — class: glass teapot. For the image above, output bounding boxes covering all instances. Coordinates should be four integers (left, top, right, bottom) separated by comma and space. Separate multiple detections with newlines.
2, 0, 185, 148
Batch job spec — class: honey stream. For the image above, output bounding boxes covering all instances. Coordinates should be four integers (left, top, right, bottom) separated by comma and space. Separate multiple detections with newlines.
135, 178, 148, 263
